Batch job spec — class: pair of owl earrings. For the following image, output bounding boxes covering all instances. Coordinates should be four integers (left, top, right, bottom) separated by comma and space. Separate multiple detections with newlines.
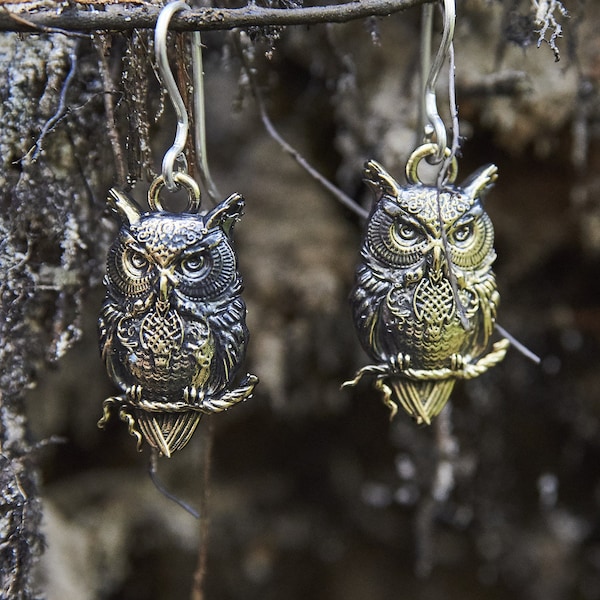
98, 0, 515, 460
97, 2, 258, 459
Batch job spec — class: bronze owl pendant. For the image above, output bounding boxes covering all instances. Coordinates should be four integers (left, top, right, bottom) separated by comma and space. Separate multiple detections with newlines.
98, 187, 258, 456
344, 159, 509, 425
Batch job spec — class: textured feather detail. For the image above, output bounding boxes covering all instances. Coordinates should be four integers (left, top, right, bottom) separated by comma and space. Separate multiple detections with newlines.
98, 186, 257, 455
389, 379, 455, 425
347, 160, 506, 424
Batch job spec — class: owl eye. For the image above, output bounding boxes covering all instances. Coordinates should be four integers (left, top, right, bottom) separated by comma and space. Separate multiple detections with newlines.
124, 250, 150, 276
106, 242, 155, 298
366, 206, 426, 267
448, 213, 495, 269
394, 222, 420, 243
453, 222, 474, 244
179, 254, 208, 277
176, 240, 237, 301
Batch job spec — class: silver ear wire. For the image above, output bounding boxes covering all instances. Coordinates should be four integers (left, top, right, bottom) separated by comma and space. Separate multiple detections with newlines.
154, 1, 219, 201
155, 0, 190, 192
421, 0, 456, 164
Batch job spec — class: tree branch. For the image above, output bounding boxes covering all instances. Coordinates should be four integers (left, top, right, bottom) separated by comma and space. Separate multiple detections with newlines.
235, 31, 369, 219
0, 0, 432, 33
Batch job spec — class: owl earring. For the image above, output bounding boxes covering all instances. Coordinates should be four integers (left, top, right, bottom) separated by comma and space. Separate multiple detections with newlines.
343, 0, 511, 425
98, 1, 258, 458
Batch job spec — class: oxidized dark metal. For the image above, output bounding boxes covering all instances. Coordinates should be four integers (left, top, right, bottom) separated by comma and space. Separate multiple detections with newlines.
98, 175, 258, 456
344, 149, 509, 424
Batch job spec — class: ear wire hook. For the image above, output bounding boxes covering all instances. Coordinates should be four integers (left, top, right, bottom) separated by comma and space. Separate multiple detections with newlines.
155, 1, 190, 191
155, 1, 218, 200
421, 0, 456, 164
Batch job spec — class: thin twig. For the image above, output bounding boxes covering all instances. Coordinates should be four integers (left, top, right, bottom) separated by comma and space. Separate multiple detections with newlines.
94, 34, 128, 187
495, 323, 541, 364
446, 42, 461, 169
149, 451, 200, 518
0, 6, 90, 38
414, 406, 456, 577
23, 40, 80, 163
191, 30, 221, 204
434, 41, 469, 329
442, 42, 467, 324
0, 0, 434, 33
191, 418, 215, 600
235, 33, 368, 219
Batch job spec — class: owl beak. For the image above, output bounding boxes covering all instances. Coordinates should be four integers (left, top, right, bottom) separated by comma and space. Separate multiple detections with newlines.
430, 244, 446, 277
159, 269, 178, 303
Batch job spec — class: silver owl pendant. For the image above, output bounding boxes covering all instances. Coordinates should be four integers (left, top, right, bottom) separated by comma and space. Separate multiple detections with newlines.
344, 156, 509, 425
98, 177, 258, 457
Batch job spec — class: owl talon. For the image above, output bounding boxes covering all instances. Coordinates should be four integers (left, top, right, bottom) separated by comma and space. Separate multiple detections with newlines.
389, 353, 411, 373
118, 407, 144, 452
126, 385, 143, 402
450, 354, 466, 370
183, 386, 205, 405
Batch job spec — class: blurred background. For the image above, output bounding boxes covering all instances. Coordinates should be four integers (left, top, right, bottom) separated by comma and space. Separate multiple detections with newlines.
17, 1, 600, 598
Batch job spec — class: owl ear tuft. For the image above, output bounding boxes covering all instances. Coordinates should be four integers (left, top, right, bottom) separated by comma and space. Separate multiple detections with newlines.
204, 193, 245, 234
107, 189, 142, 226
364, 160, 402, 198
461, 164, 498, 202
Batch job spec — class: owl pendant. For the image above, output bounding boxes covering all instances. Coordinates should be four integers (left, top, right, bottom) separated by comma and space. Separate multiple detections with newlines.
344, 156, 509, 425
98, 180, 258, 456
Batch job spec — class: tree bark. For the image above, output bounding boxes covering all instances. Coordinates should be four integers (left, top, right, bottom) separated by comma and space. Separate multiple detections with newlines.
0, 33, 111, 598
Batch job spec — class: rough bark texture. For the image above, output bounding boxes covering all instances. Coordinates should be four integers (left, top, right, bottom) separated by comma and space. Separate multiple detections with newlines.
0, 34, 110, 598
3, 1, 600, 599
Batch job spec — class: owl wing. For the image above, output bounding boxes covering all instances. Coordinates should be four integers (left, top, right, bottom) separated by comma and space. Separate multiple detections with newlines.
350, 262, 395, 363
98, 294, 131, 392
466, 269, 500, 359
204, 297, 249, 393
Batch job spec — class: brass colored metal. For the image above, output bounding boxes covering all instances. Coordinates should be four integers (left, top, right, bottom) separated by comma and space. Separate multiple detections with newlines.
344, 158, 507, 424
148, 172, 202, 213
98, 187, 257, 456
405, 143, 458, 185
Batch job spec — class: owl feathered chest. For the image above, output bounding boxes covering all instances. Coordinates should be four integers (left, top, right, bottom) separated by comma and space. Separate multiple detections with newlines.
356, 260, 483, 367
112, 298, 213, 393
379, 266, 480, 366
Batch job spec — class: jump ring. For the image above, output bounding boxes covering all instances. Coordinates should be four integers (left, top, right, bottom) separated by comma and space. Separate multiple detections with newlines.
148, 172, 201, 213
405, 143, 458, 185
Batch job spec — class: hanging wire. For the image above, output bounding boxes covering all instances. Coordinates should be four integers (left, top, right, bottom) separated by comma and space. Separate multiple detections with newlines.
155, 0, 219, 200
191, 30, 220, 203
417, 0, 458, 178
155, 0, 190, 190
422, 0, 456, 164
419, 2, 434, 149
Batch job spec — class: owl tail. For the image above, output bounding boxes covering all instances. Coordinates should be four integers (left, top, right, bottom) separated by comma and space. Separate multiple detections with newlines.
386, 378, 456, 425
135, 410, 202, 458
